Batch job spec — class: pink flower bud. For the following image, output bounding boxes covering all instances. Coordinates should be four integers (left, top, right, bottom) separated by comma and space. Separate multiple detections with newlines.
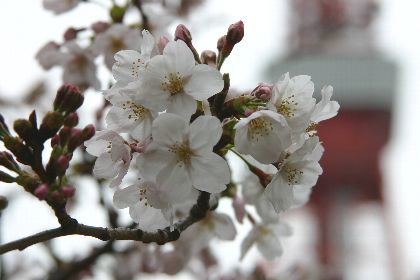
226, 20, 244, 45
51, 134, 60, 147
217, 35, 226, 53
157, 36, 169, 54
82, 124, 95, 141
251, 83, 273, 101
54, 84, 83, 112
34, 184, 49, 200
61, 185, 75, 198
91, 21, 109, 34
64, 112, 79, 127
68, 128, 82, 151
63, 28, 78, 41
174, 24, 192, 44
59, 127, 71, 145
56, 155, 69, 174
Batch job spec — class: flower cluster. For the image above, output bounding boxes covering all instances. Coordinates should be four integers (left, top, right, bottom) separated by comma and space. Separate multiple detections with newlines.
82, 22, 339, 260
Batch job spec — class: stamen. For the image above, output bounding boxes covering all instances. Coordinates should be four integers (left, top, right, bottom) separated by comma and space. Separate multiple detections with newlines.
161, 72, 184, 95
276, 94, 298, 118
168, 142, 194, 166
248, 117, 273, 141
283, 166, 303, 185
122, 101, 148, 121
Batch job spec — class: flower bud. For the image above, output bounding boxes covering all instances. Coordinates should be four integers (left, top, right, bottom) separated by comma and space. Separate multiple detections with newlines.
0, 170, 15, 183
3, 136, 33, 165
82, 124, 95, 141
201, 50, 217, 66
59, 127, 72, 145
0, 195, 8, 211
157, 36, 169, 54
39, 111, 64, 140
91, 21, 109, 34
56, 155, 69, 175
174, 24, 192, 44
34, 184, 49, 200
63, 27, 78, 41
64, 112, 79, 127
61, 185, 75, 198
217, 35, 226, 53
0, 151, 20, 172
226, 20, 244, 46
51, 134, 60, 147
250, 83, 273, 101
13, 119, 37, 145
54, 84, 84, 112
68, 128, 83, 151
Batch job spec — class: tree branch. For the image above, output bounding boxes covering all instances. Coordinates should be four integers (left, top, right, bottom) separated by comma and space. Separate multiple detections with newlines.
0, 192, 210, 255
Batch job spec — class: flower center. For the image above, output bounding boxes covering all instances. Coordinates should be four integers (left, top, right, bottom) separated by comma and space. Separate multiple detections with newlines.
139, 188, 153, 207
305, 121, 319, 136
276, 95, 298, 118
162, 72, 184, 95
168, 142, 194, 166
122, 101, 149, 121
283, 166, 303, 185
110, 37, 125, 53
248, 117, 273, 141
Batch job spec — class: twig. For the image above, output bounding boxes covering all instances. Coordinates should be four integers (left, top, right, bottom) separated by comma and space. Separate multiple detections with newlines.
0, 192, 210, 254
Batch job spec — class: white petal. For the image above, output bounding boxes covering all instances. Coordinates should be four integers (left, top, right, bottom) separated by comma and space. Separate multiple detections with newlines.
166, 94, 197, 120
240, 228, 258, 260
93, 153, 119, 179
129, 202, 169, 231
131, 115, 153, 141
257, 229, 283, 260
113, 185, 140, 209
112, 50, 143, 84
189, 115, 222, 153
156, 162, 193, 204
140, 30, 155, 58
312, 85, 339, 123
264, 173, 294, 212
151, 113, 188, 147
212, 213, 237, 240
190, 153, 230, 193
162, 40, 195, 76
137, 145, 175, 180
184, 64, 224, 101
105, 106, 134, 132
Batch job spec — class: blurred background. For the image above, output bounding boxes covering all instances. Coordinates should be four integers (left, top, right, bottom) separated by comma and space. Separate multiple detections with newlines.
0, 0, 419, 279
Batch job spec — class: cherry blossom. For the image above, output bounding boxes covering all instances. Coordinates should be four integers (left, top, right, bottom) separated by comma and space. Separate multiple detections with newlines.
43, 0, 80, 14
264, 136, 324, 212
84, 130, 131, 188
137, 113, 230, 203
234, 110, 292, 164
125, 40, 224, 120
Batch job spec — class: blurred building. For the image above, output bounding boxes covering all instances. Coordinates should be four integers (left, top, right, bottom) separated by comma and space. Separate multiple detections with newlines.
267, 0, 398, 278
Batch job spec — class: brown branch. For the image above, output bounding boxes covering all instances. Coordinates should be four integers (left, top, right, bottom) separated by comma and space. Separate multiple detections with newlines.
0, 192, 210, 255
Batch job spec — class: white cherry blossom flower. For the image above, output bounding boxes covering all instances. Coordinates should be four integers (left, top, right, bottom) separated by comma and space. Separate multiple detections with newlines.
91, 24, 142, 70
264, 136, 324, 212
125, 40, 224, 120
267, 73, 316, 131
43, 0, 80, 14
85, 130, 131, 188
240, 220, 292, 260
105, 92, 158, 141
113, 182, 172, 231
137, 113, 230, 203
61, 41, 100, 90
35, 42, 63, 70
234, 110, 292, 164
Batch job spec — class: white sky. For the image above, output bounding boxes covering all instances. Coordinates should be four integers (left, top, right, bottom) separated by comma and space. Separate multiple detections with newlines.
1, 0, 420, 278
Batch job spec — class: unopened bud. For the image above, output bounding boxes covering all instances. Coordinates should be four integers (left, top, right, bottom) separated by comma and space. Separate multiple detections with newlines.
34, 184, 49, 200
82, 124, 95, 141
39, 111, 64, 140
51, 134, 60, 147
201, 50, 217, 66
157, 36, 169, 54
3, 136, 33, 165
0, 151, 20, 172
0, 170, 15, 183
68, 128, 83, 151
0, 196, 8, 211
64, 112, 79, 127
91, 21, 109, 34
0, 114, 10, 140
217, 35, 226, 53
174, 24, 192, 44
59, 127, 72, 145
54, 84, 84, 112
226, 20, 244, 46
56, 155, 69, 175
13, 119, 37, 145
251, 83, 273, 101
61, 185, 75, 198
63, 27, 78, 41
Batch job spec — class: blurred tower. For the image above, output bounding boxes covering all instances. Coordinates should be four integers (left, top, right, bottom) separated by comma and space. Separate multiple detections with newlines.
267, 0, 398, 278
